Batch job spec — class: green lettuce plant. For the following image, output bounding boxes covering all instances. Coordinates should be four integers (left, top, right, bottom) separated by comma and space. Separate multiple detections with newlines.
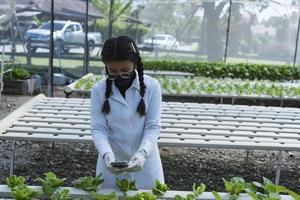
72, 174, 104, 192
35, 172, 65, 197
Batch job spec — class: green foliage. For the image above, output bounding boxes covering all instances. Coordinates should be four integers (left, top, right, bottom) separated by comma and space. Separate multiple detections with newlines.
91, 0, 149, 41
126, 192, 157, 200
212, 191, 222, 200
142, 61, 300, 81
286, 190, 300, 200
223, 177, 246, 195
96, 19, 149, 43
6, 175, 26, 188
248, 177, 300, 200
90, 191, 118, 200
152, 179, 169, 196
223, 177, 255, 200
174, 194, 196, 200
74, 74, 102, 90
116, 178, 137, 195
74, 74, 300, 98
72, 174, 104, 192
35, 172, 65, 197
3, 64, 31, 80
11, 185, 39, 200
51, 189, 72, 200
174, 183, 206, 200
3, 173, 300, 200
193, 183, 206, 197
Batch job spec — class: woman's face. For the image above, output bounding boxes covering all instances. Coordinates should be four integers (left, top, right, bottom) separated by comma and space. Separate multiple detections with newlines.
107, 60, 134, 75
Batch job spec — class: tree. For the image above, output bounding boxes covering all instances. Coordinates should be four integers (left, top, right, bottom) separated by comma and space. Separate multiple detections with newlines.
200, 1, 227, 61
91, 0, 148, 40
140, 0, 202, 42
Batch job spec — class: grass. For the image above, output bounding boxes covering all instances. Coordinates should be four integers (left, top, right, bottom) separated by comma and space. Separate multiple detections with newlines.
15, 56, 105, 69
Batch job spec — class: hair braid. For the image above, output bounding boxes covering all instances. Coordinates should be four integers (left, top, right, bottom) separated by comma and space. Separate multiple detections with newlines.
136, 55, 146, 116
101, 74, 112, 114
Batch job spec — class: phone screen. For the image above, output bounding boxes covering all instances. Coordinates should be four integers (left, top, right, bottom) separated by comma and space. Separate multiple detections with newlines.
111, 161, 128, 168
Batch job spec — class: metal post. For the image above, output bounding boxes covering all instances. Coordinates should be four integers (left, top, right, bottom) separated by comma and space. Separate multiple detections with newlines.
108, 0, 114, 38
293, 12, 300, 66
275, 151, 283, 185
83, 0, 89, 75
47, 0, 54, 97
280, 100, 284, 107
9, 0, 16, 62
224, 0, 232, 63
244, 149, 253, 163
135, 8, 140, 43
0, 43, 5, 103
0, 44, 4, 104
9, 141, 16, 176
26, 38, 32, 65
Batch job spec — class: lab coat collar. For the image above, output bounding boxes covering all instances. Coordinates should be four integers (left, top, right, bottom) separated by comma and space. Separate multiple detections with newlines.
131, 69, 140, 90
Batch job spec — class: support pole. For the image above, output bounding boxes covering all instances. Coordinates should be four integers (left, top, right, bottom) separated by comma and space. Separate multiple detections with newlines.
224, 0, 232, 63
293, 12, 300, 66
83, 0, 89, 75
47, 0, 54, 97
108, 0, 114, 38
9, 141, 16, 176
275, 151, 283, 185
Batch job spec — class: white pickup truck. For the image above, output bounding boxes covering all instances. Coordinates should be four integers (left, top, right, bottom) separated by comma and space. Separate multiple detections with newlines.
24, 20, 102, 54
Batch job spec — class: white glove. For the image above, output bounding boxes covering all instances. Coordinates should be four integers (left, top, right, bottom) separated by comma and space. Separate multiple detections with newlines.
103, 152, 126, 175
126, 149, 148, 173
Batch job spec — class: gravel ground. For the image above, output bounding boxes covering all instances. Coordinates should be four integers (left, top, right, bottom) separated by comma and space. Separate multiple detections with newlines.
0, 91, 299, 194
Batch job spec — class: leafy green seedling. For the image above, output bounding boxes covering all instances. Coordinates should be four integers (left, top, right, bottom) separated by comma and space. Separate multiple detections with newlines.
193, 183, 206, 197
174, 194, 195, 200
11, 185, 39, 200
35, 172, 65, 197
248, 191, 281, 200
116, 178, 137, 196
51, 189, 72, 200
152, 179, 169, 196
73, 174, 104, 192
249, 177, 298, 200
6, 175, 26, 188
126, 192, 157, 200
223, 177, 245, 195
90, 191, 117, 200
11, 67, 31, 80
212, 191, 222, 200
286, 189, 300, 200
253, 177, 286, 194
173, 183, 205, 200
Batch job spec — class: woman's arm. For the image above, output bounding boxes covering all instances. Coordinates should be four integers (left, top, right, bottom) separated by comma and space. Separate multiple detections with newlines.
90, 83, 113, 158
138, 79, 162, 157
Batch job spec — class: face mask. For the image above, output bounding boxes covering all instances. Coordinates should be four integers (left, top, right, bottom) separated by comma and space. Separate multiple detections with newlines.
115, 69, 135, 87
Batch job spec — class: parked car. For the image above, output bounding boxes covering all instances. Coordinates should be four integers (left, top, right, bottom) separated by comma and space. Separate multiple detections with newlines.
142, 34, 178, 50
24, 20, 102, 54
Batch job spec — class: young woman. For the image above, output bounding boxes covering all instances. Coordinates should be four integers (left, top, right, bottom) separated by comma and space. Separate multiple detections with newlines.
90, 36, 164, 189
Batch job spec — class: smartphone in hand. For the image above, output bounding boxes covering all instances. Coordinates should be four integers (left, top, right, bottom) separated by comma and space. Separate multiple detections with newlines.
111, 161, 128, 168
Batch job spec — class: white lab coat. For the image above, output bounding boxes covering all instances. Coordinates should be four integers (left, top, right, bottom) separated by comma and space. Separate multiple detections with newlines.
90, 70, 164, 189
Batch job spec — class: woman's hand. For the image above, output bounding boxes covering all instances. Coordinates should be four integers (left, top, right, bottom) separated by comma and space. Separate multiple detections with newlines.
126, 149, 148, 173
103, 152, 126, 175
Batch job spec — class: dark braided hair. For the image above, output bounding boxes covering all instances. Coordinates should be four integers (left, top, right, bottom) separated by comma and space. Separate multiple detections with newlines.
101, 36, 146, 116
